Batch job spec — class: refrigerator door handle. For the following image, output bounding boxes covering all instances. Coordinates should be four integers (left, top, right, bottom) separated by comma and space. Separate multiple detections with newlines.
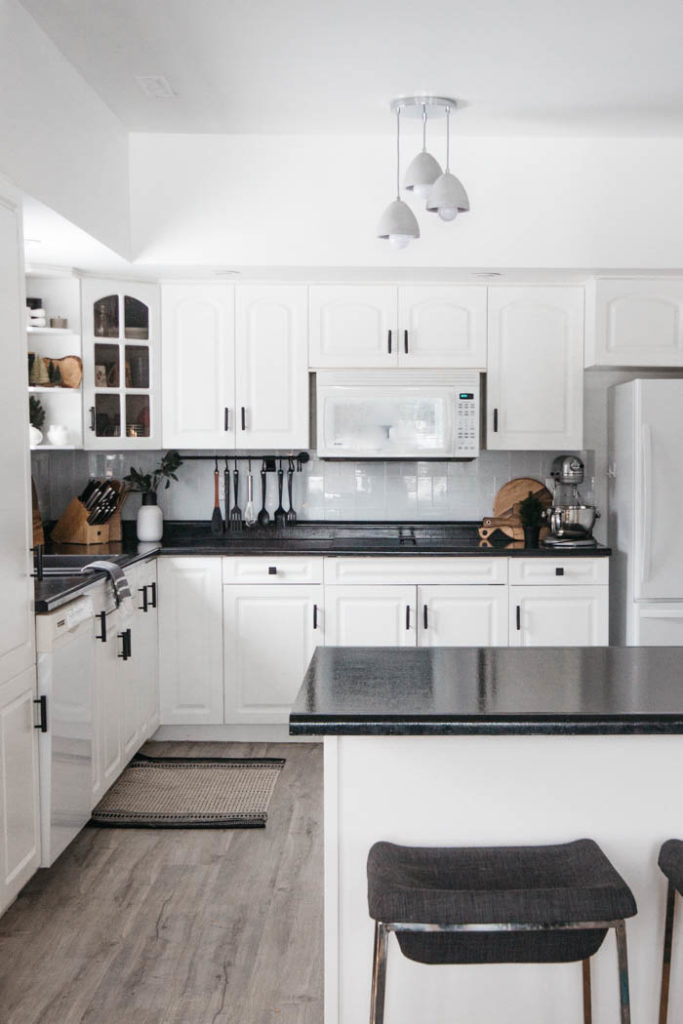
641, 423, 653, 587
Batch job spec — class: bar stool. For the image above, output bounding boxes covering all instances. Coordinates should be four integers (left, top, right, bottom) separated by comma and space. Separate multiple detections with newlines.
658, 839, 683, 1024
367, 839, 637, 1024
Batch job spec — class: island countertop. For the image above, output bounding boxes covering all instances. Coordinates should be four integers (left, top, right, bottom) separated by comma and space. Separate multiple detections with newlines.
289, 646, 683, 735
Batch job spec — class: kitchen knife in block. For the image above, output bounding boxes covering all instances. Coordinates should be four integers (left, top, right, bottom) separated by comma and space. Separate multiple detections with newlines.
211, 466, 223, 535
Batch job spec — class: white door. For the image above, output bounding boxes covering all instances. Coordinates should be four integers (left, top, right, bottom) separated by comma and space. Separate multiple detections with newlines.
418, 586, 508, 646
633, 604, 683, 645
510, 586, 609, 646
0, 194, 34, 686
82, 278, 160, 450
223, 584, 321, 724
325, 586, 416, 646
398, 286, 487, 368
235, 286, 309, 449
0, 668, 41, 916
586, 278, 683, 367
161, 283, 236, 448
308, 285, 398, 367
634, 380, 683, 601
158, 558, 224, 724
487, 286, 584, 450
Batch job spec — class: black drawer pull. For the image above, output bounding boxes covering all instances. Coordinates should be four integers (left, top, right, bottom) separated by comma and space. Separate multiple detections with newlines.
423, 604, 428, 629
404, 329, 409, 354
516, 605, 521, 631
555, 567, 565, 576
34, 695, 47, 733
118, 628, 132, 660
313, 603, 318, 630
96, 610, 107, 642
241, 406, 246, 431
493, 408, 499, 433
387, 329, 392, 354
224, 407, 230, 431
268, 566, 277, 575
139, 586, 149, 612
149, 581, 157, 608
406, 604, 411, 630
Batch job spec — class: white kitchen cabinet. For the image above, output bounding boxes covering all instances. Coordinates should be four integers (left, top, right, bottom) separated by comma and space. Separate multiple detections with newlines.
585, 278, 683, 367
418, 585, 508, 646
122, 559, 159, 755
82, 278, 160, 450
486, 286, 584, 450
0, 668, 41, 917
308, 284, 487, 369
223, 583, 322, 724
325, 585, 416, 646
235, 285, 309, 449
158, 557, 224, 725
92, 596, 123, 803
161, 283, 236, 448
509, 585, 609, 646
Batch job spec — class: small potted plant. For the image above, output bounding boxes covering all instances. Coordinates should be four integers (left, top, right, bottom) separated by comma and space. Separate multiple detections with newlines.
29, 395, 45, 446
124, 451, 183, 541
519, 490, 544, 549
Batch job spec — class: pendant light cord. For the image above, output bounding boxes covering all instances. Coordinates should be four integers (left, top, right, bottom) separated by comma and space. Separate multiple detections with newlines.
395, 107, 401, 199
445, 105, 451, 172
422, 104, 427, 153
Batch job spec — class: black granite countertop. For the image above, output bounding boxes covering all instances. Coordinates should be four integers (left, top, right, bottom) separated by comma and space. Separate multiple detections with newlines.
34, 541, 161, 613
289, 646, 683, 736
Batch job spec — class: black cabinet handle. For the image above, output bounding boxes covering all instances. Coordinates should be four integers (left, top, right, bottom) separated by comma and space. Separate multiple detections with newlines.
516, 605, 521, 631
126, 628, 132, 659
118, 628, 132, 660
313, 603, 318, 630
404, 329, 409, 354
423, 604, 428, 629
406, 605, 411, 630
33, 696, 47, 733
387, 329, 392, 354
96, 610, 107, 643
268, 566, 277, 575
89, 406, 96, 432
224, 407, 230, 431
149, 581, 157, 608
241, 406, 246, 431
139, 586, 149, 613
555, 567, 565, 576
493, 408, 499, 433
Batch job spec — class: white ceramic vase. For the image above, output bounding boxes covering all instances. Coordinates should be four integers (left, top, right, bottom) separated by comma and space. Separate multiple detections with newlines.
136, 492, 163, 542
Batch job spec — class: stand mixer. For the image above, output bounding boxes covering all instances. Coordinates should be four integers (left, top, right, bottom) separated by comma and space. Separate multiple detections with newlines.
542, 455, 600, 548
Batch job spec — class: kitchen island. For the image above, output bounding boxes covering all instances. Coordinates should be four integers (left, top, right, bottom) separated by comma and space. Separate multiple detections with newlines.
291, 647, 683, 1024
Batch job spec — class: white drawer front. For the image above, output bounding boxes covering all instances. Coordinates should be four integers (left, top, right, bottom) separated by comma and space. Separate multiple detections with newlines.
323, 556, 507, 586
508, 557, 609, 586
222, 556, 323, 584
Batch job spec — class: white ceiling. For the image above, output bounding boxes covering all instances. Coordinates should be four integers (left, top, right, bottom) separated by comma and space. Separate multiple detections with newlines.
18, 0, 683, 136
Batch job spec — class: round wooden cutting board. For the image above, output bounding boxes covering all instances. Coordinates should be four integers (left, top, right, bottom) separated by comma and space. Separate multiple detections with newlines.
493, 477, 553, 519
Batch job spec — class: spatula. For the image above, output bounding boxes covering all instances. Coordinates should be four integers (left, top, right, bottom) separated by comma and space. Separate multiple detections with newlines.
211, 460, 223, 535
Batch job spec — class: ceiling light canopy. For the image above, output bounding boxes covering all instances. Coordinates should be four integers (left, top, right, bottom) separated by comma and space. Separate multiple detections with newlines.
378, 95, 469, 250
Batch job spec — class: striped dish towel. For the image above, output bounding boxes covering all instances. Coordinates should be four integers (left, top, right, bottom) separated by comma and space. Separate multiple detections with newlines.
81, 561, 132, 611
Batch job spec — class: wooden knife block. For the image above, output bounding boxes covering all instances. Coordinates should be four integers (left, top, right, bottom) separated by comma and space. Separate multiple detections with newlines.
50, 498, 124, 546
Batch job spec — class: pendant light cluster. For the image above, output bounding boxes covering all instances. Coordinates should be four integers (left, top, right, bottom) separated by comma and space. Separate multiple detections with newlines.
377, 96, 469, 250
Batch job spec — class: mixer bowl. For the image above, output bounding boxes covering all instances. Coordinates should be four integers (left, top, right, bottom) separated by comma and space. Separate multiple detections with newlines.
546, 504, 600, 539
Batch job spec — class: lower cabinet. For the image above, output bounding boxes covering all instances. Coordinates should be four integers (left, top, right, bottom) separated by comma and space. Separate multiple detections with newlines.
509, 586, 609, 646
223, 584, 322, 724
0, 667, 41, 917
419, 585, 509, 647
325, 585, 415, 646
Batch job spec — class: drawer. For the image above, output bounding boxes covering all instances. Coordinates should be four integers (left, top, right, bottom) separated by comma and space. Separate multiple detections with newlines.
508, 557, 609, 586
323, 556, 508, 586
222, 556, 324, 584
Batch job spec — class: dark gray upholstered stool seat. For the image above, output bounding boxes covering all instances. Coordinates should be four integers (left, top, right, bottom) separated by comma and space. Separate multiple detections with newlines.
367, 838, 636, 1024
657, 839, 683, 1024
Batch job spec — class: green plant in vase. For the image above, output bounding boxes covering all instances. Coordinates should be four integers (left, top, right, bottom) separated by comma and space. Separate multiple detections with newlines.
29, 395, 45, 446
124, 451, 184, 542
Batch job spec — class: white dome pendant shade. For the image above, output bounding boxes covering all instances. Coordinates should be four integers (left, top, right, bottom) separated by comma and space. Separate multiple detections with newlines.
426, 103, 469, 221
377, 106, 419, 249
404, 104, 442, 200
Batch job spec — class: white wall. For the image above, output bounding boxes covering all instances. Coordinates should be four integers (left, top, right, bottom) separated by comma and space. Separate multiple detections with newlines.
130, 133, 683, 269
0, 0, 130, 257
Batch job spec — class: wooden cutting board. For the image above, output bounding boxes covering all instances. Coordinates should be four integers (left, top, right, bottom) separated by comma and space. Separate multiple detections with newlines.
493, 477, 552, 519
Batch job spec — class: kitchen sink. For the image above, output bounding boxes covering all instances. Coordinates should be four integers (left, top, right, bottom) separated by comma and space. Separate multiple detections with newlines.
37, 553, 128, 577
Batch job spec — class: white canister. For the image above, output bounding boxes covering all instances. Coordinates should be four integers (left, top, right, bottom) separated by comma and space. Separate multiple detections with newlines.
47, 424, 69, 446
136, 492, 163, 542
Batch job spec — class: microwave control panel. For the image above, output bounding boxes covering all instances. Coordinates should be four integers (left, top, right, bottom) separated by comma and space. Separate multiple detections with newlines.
454, 391, 479, 456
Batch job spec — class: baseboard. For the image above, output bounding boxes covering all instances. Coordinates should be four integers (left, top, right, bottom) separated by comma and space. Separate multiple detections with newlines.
151, 724, 314, 743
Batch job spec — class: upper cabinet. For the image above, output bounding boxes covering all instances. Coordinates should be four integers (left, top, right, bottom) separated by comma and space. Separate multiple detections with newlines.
81, 279, 160, 450
161, 284, 309, 451
585, 278, 683, 367
308, 285, 487, 369
487, 286, 584, 450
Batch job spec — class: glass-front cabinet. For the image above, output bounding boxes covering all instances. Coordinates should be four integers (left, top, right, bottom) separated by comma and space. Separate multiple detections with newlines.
81, 280, 160, 449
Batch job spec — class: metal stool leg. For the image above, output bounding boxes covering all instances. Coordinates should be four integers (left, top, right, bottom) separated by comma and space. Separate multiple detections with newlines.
658, 881, 677, 1024
581, 958, 592, 1024
614, 920, 631, 1024
370, 922, 389, 1024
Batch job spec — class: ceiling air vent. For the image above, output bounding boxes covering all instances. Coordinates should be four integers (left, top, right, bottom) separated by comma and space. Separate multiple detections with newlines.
135, 75, 176, 99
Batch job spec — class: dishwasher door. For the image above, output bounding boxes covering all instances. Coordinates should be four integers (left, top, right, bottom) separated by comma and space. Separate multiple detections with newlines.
36, 597, 94, 866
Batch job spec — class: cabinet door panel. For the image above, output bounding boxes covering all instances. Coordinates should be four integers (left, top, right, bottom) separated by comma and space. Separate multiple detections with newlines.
309, 285, 397, 367
224, 585, 321, 724
487, 287, 583, 450
158, 558, 223, 724
0, 668, 40, 915
509, 586, 608, 646
399, 286, 487, 367
586, 278, 683, 367
325, 586, 415, 646
96, 608, 123, 794
236, 286, 309, 449
418, 586, 508, 646
126, 561, 159, 743
161, 284, 235, 448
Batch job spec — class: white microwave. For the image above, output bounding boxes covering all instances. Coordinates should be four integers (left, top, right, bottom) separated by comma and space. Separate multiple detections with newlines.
315, 370, 480, 459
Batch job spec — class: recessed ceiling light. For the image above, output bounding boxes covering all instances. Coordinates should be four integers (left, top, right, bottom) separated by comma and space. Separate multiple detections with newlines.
473, 272, 502, 278
135, 75, 176, 98
214, 269, 240, 277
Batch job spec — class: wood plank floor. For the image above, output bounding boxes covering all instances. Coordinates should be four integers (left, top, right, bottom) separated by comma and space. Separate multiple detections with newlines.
0, 741, 323, 1024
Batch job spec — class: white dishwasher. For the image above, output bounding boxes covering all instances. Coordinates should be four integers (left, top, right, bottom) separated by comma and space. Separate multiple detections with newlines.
36, 595, 95, 866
